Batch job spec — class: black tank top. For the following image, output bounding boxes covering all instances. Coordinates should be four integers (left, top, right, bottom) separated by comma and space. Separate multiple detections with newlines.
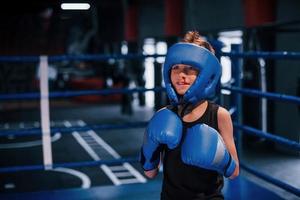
161, 101, 224, 200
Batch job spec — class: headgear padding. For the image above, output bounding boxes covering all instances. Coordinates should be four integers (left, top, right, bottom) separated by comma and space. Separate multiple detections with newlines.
163, 42, 221, 105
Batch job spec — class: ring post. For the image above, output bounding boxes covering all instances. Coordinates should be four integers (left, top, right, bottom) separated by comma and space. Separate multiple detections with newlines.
231, 44, 243, 153
214, 41, 222, 106
39, 55, 53, 170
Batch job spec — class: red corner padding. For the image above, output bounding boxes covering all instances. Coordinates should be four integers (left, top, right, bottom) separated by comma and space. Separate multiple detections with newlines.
69, 78, 123, 103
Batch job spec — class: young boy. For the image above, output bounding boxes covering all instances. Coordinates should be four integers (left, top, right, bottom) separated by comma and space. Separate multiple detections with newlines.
140, 31, 239, 200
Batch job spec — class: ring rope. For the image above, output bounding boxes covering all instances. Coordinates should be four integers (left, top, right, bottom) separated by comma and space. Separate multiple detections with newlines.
1, 86, 299, 106
234, 123, 300, 151
1, 121, 299, 152
0, 156, 138, 173
240, 162, 300, 196
0, 50, 300, 63
222, 86, 300, 105
0, 54, 166, 63
0, 122, 148, 137
222, 51, 300, 60
0, 87, 165, 101
0, 155, 299, 197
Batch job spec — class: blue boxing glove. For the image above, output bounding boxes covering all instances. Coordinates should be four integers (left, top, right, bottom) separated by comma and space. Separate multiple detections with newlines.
140, 108, 182, 171
181, 124, 236, 177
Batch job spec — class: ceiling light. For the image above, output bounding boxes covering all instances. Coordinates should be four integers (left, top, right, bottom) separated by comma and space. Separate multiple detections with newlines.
61, 3, 90, 10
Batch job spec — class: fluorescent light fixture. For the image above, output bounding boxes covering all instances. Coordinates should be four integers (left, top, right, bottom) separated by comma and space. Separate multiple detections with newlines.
61, 3, 90, 10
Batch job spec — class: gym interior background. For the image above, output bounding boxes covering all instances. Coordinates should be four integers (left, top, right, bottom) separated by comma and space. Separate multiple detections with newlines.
0, 0, 299, 199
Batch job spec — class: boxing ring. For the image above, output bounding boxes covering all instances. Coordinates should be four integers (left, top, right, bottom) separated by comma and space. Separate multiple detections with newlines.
0, 46, 299, 199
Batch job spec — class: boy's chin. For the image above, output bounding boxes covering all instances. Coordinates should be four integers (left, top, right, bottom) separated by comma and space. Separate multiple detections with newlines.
175, 90, 186, 96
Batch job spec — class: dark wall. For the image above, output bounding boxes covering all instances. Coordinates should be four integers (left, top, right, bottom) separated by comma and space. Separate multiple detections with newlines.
274, 0, 300, 154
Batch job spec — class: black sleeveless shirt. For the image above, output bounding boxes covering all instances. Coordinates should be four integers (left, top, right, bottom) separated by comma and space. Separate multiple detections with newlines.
161, 101, 224, 200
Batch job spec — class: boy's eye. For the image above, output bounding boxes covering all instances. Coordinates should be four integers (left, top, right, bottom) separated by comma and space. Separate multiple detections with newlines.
186, 66, 196, 71
171, 65, 199, 75
171, 65, 180, 70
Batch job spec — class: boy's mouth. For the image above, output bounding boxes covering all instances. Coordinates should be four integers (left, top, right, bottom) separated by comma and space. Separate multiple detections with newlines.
177, 82, 190, 86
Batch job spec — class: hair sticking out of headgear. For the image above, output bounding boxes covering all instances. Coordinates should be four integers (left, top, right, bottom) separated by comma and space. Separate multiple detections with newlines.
181, 31, 215, 54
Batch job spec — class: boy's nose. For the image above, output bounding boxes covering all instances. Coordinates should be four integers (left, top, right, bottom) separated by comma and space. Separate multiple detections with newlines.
178, 71, 187, 78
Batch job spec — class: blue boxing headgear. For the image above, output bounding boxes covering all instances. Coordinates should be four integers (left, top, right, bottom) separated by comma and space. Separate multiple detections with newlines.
163, 42, 222, 105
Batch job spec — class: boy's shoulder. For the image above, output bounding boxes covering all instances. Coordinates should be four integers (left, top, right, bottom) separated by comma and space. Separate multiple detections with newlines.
208, 101, 231, 116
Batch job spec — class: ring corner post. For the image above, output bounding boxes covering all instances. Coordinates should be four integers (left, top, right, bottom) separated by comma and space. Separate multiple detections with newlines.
231, 44, 243, 154
39, 55, 53, 170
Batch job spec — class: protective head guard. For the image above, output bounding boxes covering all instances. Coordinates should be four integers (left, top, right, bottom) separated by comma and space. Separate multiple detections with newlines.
163, 42, 221, 105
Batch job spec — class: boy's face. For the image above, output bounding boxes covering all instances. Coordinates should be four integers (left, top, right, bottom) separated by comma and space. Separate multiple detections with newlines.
170, 64, 199, 95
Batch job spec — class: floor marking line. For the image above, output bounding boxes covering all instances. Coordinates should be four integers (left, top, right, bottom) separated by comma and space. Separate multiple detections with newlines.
72, 132, 101, 161
71, 120, 146, 185
123, 162, 147, 183
77, 120, 121, 159
52, 167, 91, 189
0, 133, 61, 149
100, 165, 121, 185
65, 120, 121, 186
